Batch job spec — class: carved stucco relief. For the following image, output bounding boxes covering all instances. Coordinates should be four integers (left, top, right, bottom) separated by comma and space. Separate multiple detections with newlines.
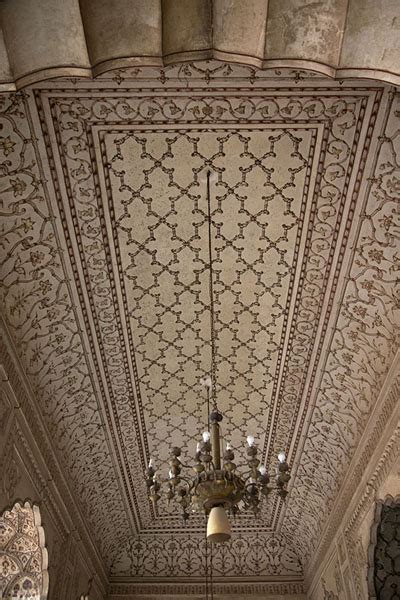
283, 90, 400, 563
0, 502, 49, 600
0, 68, 399, 584
0, 357, 108, 599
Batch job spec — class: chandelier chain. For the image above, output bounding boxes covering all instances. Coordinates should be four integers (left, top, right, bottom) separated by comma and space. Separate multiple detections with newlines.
145, 170, 291, 577
210, 538, 214, 600
204, 514, 209, 600
206, 170, 217, 411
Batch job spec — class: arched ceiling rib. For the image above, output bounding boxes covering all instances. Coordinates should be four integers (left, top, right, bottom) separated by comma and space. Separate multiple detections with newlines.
0, 0, 400, 90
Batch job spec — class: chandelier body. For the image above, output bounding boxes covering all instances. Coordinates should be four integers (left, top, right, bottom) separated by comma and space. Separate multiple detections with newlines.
146, 406, 290, 540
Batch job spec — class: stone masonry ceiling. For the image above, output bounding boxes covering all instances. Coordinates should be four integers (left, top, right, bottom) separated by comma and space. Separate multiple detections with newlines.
1, 0, 400, 90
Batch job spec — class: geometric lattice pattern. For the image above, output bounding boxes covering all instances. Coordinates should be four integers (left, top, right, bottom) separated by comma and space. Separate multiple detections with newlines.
109, 128, 314, 457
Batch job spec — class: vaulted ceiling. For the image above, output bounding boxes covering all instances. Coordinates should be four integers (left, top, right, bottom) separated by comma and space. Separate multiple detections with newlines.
0, 1, 400, 597
1, 0, 400, 90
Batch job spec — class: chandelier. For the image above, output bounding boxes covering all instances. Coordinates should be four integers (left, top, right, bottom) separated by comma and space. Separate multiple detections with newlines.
145, 171, 291, 543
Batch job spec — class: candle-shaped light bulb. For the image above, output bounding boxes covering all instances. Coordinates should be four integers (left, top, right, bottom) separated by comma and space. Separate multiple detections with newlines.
278, 451, 286, 463
196, 442, 201, 453
148, 458, 154, 468
200, 376, 212, 388
247, 434, 255, 447
226, 442, 232, 451
169, 469, 174, 479
202, 431, 211, 443
259, 465, 267, 475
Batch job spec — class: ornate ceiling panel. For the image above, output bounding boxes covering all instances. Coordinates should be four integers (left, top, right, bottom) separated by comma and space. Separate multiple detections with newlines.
0, 62, 399, 587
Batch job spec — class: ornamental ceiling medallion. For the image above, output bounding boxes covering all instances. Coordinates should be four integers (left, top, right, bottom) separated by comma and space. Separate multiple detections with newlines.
0, 61, 399, 588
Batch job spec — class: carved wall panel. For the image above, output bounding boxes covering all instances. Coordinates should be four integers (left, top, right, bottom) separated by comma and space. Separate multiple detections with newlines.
370, 500, 400, 600
307, 360, 400, 600
0, 502, 48, 600
0, 360, 107, 600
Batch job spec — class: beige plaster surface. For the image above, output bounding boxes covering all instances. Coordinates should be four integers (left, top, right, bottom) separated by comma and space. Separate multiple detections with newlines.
1, 0, 90, 83
340, 0, 400, 72
213, 0, 268, 61
1, 0, 400, 87
80, 0, 162, 68
0, 29, 11, 83
265, 0, 348, 66
162, 0, 211, 58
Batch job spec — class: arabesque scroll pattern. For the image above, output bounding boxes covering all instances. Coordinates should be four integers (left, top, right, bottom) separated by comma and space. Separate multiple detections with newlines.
283, 91, 400, 561
36, 86, 380, 546
0, 92, 130, 560
110, 532, 302, 577
0, 70, 399, 582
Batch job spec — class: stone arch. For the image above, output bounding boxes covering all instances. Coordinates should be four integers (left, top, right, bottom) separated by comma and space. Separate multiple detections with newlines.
0, 501, 49, 600
367, 495, 400, 600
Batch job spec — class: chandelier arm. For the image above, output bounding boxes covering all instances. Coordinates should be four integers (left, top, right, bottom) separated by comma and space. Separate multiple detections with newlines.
234, 462, 263, 472
164, 476, 194, 495
244, 481, 259, 490
176, 475, 195, 489
193, 479, 202, 496
242, 473, 257, 484
210, 457, 218, 475
174, 462, 197, 470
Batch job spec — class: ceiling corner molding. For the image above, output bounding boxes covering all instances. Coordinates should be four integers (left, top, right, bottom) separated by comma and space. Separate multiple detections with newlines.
0, 0, 399, 89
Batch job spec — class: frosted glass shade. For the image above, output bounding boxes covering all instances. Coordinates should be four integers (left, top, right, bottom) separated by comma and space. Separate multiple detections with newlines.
207, 507, 231, 543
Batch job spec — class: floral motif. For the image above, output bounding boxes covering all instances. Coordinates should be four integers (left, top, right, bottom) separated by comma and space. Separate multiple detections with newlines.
0, 69, 399, 583
0, 503, 48, 599
0, 136, 16, 156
